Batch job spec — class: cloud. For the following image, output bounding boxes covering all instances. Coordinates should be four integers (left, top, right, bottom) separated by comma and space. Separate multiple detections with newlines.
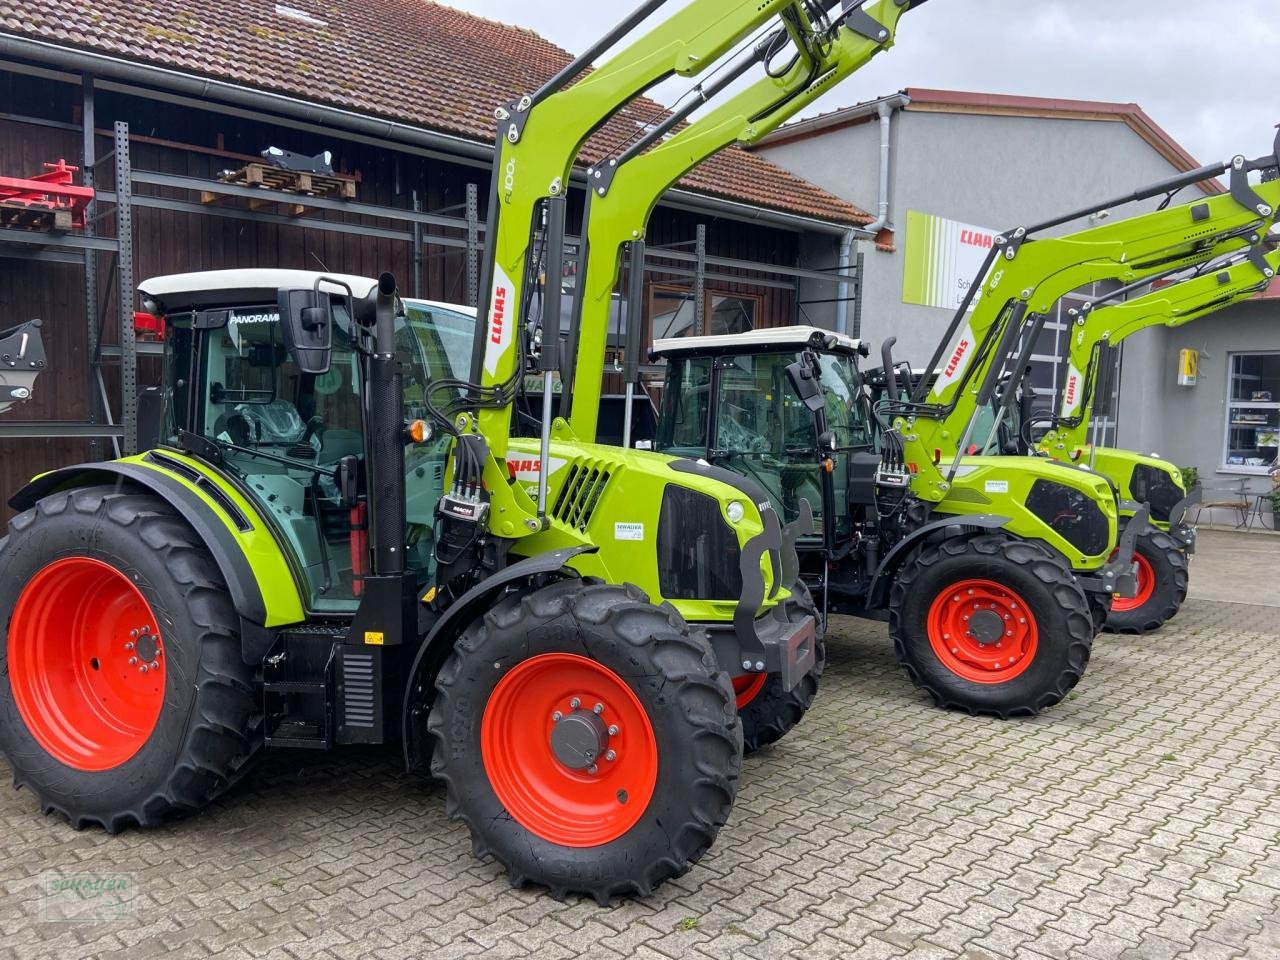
448, 0, 1278, 166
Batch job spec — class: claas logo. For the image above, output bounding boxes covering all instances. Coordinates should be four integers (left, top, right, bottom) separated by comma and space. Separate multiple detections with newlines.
507, 458, 541, 476
1065, 373, 1080, 408
490, 285, 508, 345
944, 339, 971, 378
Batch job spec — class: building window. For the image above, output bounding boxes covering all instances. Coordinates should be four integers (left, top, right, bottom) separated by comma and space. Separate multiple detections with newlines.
1223, 352, 1280, 473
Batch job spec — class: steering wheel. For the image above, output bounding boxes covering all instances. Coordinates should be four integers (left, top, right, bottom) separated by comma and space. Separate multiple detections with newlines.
302, 415, 325, 445
718, 411, 767, 454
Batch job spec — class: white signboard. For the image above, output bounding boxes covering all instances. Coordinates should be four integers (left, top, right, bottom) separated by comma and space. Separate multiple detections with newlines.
902, 210, 999, 312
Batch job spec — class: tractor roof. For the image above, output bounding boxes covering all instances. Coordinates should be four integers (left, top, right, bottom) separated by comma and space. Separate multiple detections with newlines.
650, 326, 865, 361
138, 270, 475, 316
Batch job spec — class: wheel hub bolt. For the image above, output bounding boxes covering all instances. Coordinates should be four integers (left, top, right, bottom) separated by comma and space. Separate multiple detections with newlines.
552, 711, 563, 721
149, 662, 159, 671
569, 697, 581, 709
587, 764, 599, 775
593, 703, 604, 715
608, 725, 619, 736
128, 657, 138, 666
605, 750, 616, 762
124, 641, 135, 651
129, 629, 139, 639
139, 665, 148, 674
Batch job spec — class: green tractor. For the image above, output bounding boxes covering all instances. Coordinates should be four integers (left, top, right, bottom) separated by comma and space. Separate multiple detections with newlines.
648, 150, 1280, 717
879, 138, 1280, 635
1032, 228, 1280, 631
0, 0, 926, 902
651, 325, 1115, 717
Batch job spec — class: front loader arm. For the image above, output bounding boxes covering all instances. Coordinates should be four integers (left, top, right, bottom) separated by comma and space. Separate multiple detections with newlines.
458, 0, 841, 537
1041, 241, 1280, 452
474, 0, 809, 453
890, 149, 1280, 496
564, 0, 920, 441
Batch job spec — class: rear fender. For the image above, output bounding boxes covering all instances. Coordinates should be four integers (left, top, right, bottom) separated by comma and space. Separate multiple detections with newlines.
401, 546, 596, 773
8, 455, 305, 631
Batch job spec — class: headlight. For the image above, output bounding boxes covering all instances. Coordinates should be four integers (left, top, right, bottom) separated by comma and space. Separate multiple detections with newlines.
726, 500, 746, 524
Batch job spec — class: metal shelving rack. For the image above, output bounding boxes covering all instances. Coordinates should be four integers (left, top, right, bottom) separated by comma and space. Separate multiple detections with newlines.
0, 104, 134, 453
0, 71, 861, 460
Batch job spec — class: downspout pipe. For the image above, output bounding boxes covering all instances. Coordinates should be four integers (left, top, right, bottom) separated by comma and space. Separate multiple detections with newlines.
835, 94, 908, 336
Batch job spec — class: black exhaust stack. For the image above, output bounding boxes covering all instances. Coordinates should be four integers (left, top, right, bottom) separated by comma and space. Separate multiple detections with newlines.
348, 272, 416, 654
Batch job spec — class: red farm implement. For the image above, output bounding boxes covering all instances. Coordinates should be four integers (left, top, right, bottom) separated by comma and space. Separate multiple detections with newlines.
0, 159, 95, 231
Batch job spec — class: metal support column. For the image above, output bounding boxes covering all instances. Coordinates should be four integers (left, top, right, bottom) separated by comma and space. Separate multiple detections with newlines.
113, 121, 137, 455
694, 223, 707, 336
465, 183, 480, 308
82, 72, 101, 459
411, 191, 423, 298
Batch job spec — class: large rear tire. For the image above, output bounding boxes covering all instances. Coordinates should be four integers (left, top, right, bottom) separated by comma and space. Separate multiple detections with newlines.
733, 582, 825, 755
1104, 527, 1189, 634
888, 535, 1093, 718
429, 580, 742, 904
0, 486, 261, 831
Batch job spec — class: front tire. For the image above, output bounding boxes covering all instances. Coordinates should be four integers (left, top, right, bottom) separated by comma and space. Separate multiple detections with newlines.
889, 535, 1094, 718
0, 486, 262, 831
1104, 527, 1189, 634
428, 580, 742, 904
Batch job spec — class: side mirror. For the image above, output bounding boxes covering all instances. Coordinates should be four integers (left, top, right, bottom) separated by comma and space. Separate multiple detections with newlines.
786, 358, 825, 413
336, 455, 361, 509
277, 287, 333, 375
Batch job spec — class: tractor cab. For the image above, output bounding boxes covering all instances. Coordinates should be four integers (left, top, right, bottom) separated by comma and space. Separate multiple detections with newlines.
651, 326, 876, 543
142, 269, 479, 614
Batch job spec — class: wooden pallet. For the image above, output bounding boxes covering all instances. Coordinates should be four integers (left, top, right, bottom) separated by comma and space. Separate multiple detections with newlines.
0, 200, 73, 232
202, 161, 357, 216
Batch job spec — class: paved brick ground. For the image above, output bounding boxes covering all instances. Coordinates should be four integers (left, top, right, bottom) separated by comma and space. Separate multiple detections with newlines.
2, 596, 1278, 958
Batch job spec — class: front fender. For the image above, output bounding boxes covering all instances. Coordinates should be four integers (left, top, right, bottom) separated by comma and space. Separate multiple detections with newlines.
867, 514, 1011, 610
8, 453, 304, 629
401, 546, 596, 773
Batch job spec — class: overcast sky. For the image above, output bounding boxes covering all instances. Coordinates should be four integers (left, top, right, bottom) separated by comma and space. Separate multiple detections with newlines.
453, 0, 1279, 168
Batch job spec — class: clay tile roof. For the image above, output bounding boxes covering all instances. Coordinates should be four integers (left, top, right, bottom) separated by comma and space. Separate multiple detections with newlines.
0, 0, 871, 226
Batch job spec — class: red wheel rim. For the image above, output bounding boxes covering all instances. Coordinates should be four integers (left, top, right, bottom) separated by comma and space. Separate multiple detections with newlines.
926, 579, 1039, 684
731, 672, 767, 710
8, 557, 165, 771
481, 653, 658, 847
1110, 552, 1155, 613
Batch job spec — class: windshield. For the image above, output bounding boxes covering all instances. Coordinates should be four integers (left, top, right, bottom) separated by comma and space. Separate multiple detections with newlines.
658, 349, 873, 536
817, 353, 873, 450
399, 300, 478, 423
